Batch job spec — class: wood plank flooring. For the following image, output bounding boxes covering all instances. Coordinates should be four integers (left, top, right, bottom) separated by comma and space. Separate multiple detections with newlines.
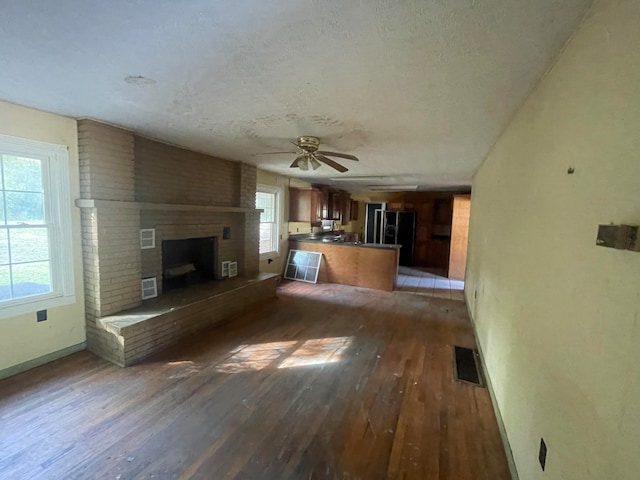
0, 281, 511, 480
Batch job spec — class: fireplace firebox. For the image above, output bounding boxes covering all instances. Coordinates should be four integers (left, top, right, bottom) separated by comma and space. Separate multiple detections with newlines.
162, 236, 217, 291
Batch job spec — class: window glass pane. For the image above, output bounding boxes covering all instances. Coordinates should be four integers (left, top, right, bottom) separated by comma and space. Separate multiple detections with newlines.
256, 192, 275, 223
0, 265, 9, 301
0, 229, 8, 265
11, 261, 51, 299
256, 192, 270, 209
5, 192, 45, 224
3, 155, 43, 192
0, 193, 5, 225
259, 223, 274, 253
10, 228, 50, 263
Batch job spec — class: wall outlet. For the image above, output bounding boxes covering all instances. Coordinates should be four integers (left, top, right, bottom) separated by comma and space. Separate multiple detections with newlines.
36, 310, 47, 322
539, 438, 547, 471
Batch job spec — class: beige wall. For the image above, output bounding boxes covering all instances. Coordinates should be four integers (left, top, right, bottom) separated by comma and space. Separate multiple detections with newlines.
466, 1, 640, 479
0, 101, 85, 375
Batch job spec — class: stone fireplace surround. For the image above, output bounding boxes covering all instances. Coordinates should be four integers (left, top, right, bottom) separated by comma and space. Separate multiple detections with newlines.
76, 120, 277, 366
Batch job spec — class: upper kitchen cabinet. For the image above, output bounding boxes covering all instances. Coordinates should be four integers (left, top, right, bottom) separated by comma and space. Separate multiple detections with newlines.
289, 187, 323, 222
349, 200, 359, 221
290, 186, 352, 223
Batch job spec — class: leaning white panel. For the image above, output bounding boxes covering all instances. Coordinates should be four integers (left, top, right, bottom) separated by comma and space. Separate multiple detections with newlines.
283, 249, 322, 284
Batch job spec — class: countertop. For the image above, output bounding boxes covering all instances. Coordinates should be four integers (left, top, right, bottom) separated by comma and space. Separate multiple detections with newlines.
289, 235, 401, 250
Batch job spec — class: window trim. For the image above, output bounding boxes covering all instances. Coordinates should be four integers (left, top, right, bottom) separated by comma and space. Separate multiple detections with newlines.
256, 184, 281, 260
0, 134, 75, 319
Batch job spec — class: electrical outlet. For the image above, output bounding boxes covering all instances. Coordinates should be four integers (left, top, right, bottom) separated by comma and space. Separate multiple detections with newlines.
36, 310, 47, 322
539, 438, 547, 471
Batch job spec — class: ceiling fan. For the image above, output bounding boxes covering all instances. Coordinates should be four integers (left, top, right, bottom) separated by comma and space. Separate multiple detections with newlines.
257, 136, 359, 173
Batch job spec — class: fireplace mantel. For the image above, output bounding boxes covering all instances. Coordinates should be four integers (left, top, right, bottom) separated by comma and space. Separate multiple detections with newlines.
75, 198, 262, 214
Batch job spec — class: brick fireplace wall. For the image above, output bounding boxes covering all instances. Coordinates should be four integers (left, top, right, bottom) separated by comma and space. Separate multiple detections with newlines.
77, 119, 260, 360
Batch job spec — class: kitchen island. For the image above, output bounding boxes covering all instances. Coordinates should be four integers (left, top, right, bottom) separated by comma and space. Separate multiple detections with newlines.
289, 237, 400, 292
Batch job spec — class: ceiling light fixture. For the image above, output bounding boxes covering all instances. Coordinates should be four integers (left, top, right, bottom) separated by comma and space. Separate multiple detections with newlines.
368, 185, 419, 191
297, 157, 309, 171
309, 156, 322, 170
124, 75, 156, 86
329, 176, 387, 182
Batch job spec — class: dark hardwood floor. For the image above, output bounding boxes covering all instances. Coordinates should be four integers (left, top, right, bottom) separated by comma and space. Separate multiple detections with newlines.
0, 281, 511, 480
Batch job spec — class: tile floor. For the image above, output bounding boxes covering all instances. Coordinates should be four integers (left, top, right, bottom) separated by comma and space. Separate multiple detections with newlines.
396, 266, 465, 301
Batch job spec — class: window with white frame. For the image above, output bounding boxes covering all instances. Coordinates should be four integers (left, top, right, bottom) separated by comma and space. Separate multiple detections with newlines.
256, 185, 280, 257
0, 134, 75, 319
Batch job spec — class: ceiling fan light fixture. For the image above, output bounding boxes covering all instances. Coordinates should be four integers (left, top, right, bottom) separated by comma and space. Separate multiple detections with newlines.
309, 156, 322, 170
258, 136, 359, 173
297, 157, 309, 171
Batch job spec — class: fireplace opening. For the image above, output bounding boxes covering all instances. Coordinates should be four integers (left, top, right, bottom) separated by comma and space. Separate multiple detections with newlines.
162, 236, 217, 291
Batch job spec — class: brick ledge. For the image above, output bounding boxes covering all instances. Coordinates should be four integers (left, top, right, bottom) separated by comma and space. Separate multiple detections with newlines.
75, 198, 262, 214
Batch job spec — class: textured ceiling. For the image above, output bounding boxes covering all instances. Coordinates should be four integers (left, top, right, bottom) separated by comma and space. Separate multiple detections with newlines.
0, 0, 593, 191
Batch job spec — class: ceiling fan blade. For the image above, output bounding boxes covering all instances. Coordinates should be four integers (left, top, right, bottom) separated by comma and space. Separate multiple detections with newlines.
298, 156, 309, 171
255, 151, 297, 156
290, 155, 305, 168
315, 154, 348, 173
317, 151, 359, 161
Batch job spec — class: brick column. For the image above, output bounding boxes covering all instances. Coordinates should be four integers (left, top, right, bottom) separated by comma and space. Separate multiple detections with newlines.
78, 120, 141, 319
239, 163, 259, 274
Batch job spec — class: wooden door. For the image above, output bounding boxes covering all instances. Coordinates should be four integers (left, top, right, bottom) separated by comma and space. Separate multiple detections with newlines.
448, 194, 471, 280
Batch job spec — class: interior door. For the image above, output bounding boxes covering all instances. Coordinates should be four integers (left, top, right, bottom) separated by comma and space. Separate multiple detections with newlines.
365, 203, 385, 243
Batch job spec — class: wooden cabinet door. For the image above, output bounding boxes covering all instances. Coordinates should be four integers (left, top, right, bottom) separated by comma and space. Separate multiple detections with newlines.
311, 188, 323, 222
340, 193, 351, 223
350, 200, 359, 221
328, 191, 342, 220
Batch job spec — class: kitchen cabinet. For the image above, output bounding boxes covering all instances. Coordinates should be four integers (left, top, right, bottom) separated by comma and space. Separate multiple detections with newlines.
350, 200, 359, 221
328, 190, 342, 220
289, 187, 323, 222
310, 185, 351, 222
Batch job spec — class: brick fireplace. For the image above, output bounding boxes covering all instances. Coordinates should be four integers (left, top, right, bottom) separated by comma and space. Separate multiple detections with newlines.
76, 120, 275, 366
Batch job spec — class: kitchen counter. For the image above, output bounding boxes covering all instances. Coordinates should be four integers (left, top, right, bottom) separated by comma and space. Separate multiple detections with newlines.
291, 237, 402, 250
289, 237, 399, 291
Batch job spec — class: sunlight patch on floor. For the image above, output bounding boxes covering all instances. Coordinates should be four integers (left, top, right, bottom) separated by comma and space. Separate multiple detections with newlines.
278, 336, 352, 369
215, 341, 298, 373
213, 337, 354, 373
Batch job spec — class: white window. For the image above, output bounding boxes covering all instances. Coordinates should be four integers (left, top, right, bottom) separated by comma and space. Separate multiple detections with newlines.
0, 134, 75, 319
256, 185, 280, 258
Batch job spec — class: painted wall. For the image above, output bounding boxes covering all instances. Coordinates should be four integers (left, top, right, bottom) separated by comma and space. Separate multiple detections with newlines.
0, 101, 85, 375
466, 1, 640, 479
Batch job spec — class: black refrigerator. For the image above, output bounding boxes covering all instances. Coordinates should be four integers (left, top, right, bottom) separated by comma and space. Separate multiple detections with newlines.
382, 211, 416, 266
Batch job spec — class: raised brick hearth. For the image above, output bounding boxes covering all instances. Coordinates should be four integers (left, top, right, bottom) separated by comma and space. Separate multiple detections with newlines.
97, 273, 278, 366
76, 120, 271, 366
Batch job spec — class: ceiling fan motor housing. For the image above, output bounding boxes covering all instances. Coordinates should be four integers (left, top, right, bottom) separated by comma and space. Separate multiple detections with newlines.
297, 136, 320, 152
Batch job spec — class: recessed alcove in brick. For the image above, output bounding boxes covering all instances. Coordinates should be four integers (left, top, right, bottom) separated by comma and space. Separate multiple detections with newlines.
76, 119, 266, 365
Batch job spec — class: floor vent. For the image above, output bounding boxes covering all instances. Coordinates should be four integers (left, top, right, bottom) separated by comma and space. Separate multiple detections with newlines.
453, 346, 484, 386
